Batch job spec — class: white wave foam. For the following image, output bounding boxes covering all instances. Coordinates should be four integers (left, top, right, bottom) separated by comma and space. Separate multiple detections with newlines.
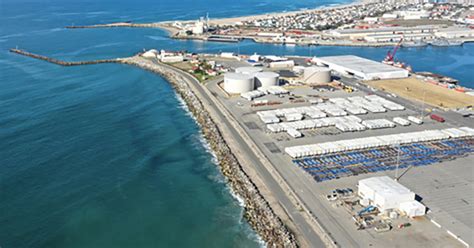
53, 12, 82, 16
170, 82, 265, 244
146, 35, 167, 41
86, 11, 110, 15
0, 33, 25, 39
61, 42, 122, 57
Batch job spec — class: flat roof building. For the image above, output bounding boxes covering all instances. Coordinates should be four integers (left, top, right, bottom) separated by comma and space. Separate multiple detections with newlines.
312, 55, 409, 80
327, 26, 438, 40
358, 176, 425, 217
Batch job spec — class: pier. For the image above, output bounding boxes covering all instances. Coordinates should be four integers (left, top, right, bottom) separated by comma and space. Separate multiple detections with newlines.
9, 49, 121, 66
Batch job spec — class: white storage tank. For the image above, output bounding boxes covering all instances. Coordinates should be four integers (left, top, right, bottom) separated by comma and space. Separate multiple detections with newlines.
235, 66, 263, 75
303, 66, 331, 84
224, 72, 255, 94
255, 71, 279, 88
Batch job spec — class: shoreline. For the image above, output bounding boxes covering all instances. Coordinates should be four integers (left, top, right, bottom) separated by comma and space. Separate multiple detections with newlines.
64, 21, 474, 48
128, 57, 338, 247
9, 49, 300, 247
121, 56, 299, 247
169, 1, 363, 26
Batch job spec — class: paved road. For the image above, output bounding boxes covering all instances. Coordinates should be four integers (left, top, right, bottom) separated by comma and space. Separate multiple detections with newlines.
204, 79, 362, 248
159, 62, 327, 247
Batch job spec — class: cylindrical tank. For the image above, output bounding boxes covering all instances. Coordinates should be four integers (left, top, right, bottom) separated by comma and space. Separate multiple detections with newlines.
224, 72, 255, 94
255, 71, 279, 88
235, 66, 263, 75
303, 67, 331, 84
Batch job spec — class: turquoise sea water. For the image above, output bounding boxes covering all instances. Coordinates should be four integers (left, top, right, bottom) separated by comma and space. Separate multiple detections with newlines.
1, 0, 473, 247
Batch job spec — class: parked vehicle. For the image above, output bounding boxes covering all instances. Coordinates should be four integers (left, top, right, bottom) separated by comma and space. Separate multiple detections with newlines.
430, 114, 445, 123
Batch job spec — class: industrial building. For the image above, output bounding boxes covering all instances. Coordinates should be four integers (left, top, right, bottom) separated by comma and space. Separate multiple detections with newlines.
358, 176, 426, 217
235, 66, 263, 75
312, 55, 409, 80
435, 28, 474, 39
327, 26, 438, 40
364, 33, 434, 43
223, 72, 255, 94
303, 67, 332, 84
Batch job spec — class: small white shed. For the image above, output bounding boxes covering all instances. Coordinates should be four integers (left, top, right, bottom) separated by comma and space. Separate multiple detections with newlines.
399, 201, 426, 217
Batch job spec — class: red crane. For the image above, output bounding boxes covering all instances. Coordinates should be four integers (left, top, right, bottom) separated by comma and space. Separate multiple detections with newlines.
384, 37, 404, 63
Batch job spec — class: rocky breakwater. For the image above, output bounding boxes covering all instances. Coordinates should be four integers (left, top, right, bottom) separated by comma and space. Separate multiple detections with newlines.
65, 22, 161, 29
10, 49, 121, 66
121, 56, 298, 247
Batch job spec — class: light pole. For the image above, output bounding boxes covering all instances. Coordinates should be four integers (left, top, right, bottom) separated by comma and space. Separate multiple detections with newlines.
395, 141, 401, 181
420, 90, 426, 120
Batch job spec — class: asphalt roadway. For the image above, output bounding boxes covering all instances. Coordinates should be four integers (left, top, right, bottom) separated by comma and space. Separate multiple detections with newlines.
158, 62, 327, 247
205, 79, 363, 247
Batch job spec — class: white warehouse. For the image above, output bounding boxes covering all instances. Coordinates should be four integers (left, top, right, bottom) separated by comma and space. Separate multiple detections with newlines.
312, 55, 409, 80
358, 176, 426, 217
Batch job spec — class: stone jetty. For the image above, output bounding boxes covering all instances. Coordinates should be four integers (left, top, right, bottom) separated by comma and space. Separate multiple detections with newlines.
9, 49, 121, 66
66, 22, 161, 29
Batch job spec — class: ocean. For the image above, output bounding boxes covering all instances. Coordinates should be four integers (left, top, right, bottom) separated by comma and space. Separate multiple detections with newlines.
0, 0, 473, 247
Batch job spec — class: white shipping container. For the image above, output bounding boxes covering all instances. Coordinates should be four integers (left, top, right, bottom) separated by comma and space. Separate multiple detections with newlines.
408, 116, 423, 125
287, 128, 302, 138
393, 117, 411, 126
284, 127, 473, 158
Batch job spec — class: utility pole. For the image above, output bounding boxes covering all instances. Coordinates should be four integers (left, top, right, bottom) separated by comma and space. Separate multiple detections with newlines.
420, 90, 426, 120
395, 141, 401, 181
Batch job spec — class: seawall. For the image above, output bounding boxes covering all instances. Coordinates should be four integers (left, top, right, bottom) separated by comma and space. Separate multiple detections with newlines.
121, 57, 298, 247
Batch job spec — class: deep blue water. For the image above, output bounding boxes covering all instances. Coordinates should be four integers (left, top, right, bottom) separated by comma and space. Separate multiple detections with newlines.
1, 0, 473, 247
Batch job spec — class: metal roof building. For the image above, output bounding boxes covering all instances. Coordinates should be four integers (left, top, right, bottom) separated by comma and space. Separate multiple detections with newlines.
312, 55, 409, 80
358, 176, 416, 212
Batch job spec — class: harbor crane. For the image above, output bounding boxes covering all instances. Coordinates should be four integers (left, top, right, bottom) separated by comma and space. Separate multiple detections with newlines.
382, 37, 412, 71
384, 37, 404, 63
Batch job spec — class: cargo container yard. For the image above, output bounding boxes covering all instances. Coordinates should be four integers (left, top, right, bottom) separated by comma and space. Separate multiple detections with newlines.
200, 52, 474, 248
